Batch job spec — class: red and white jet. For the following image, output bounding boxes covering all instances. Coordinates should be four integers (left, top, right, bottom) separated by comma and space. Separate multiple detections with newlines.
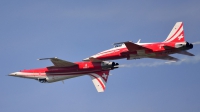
9, 57, 119, 92
83, 22, 194, 62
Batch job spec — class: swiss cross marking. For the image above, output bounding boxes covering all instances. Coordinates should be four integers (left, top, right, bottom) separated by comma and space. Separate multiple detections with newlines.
178, 34, 184, 40
83, 64, 88, 69
102, 73, 107, 79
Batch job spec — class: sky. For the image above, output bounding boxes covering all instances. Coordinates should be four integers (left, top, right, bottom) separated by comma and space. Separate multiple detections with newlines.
1, 0, 200, 112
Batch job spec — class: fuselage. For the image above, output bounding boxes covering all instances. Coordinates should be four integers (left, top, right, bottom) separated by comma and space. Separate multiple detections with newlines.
9, 61, 118, 83
83, 22, 194, 61
83, 41, 193, 61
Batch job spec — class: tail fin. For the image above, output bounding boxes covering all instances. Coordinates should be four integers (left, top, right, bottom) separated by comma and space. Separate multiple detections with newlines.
164, 22, 185, 43
89, 71, 110, 92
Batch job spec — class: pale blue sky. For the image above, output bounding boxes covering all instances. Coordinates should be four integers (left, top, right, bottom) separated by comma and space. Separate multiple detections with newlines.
1, 0, 200, 112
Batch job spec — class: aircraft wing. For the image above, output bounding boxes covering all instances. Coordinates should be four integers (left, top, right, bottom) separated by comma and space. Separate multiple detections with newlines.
124, 42, 152, 52
38, 57, 77, 67
149, 55, 179, 61
161, 45, 194, 56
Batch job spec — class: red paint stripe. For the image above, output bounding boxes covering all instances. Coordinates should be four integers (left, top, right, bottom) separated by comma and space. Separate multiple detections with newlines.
166, 23, 183, 42
90, 74, 105, 90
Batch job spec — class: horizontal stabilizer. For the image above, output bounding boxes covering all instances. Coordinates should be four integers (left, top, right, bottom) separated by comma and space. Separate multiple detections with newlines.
150, 55, 179, 61
177, 51, 195, 56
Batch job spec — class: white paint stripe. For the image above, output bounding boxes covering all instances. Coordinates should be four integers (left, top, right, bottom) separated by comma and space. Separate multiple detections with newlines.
165, 22, 182, 42
89, 73, 106, 87
92, 46, 126, 57
89, 75, 104, 92
165, 27, 179, 41
165, 26, 183, 42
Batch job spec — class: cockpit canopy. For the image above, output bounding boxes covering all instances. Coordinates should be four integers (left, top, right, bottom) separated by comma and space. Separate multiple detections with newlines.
114, 43, 123, 48
113, 41, 132, 48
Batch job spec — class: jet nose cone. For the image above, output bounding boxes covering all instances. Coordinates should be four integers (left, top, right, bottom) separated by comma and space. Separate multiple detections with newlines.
8, 72, 17, 76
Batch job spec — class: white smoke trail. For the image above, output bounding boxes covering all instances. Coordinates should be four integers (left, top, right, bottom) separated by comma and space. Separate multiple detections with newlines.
192, 41, 200, 45
119, 54, 200, 68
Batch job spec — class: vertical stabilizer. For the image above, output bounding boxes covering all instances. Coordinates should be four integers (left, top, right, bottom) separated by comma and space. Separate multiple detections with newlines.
164, 22, 185, 43
89, 71, 110, 92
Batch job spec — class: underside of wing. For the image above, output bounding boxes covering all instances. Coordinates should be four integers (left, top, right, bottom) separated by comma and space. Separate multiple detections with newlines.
149, 55, 179, 61
38, 57, 77, 67
124, 42, 152, 52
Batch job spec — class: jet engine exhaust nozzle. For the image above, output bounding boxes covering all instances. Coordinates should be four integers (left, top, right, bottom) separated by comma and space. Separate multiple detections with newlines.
186, 42, 193, 49
101, 61, 119, 70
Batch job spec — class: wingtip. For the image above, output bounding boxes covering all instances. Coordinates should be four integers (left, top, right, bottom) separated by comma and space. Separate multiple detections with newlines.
37, 57, 58, 60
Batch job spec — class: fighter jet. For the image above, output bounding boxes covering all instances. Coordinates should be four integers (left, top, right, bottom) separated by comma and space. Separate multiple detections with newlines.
9, 57, 119, 92
83, 22, 194, 62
